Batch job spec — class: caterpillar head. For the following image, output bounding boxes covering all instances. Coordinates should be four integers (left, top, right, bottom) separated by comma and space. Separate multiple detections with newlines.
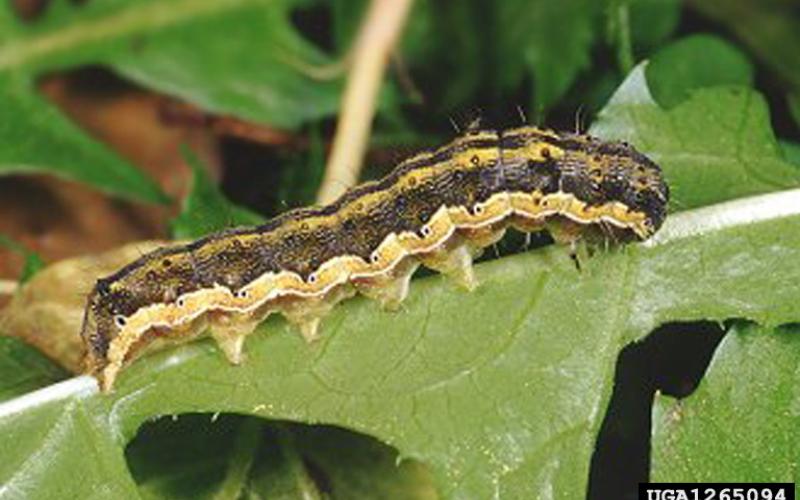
559, 133, 670, 239
80, 277, 123, 379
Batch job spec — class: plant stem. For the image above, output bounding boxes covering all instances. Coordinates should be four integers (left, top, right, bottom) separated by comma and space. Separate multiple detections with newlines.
316, 0, 415, 204
615, 2, 634, 75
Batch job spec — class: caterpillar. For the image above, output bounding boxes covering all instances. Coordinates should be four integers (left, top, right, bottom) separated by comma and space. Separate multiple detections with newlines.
81, 126, 669, 392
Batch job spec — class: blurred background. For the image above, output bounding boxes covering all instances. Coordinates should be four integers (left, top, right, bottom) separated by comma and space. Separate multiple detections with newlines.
0, 1, 798, 498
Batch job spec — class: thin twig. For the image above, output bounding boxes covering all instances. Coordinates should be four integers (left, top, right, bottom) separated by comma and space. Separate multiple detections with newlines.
316, 0, 415, 204
281, 52, 352, 81
392, 52, 424, 104
613, 3, 634, 74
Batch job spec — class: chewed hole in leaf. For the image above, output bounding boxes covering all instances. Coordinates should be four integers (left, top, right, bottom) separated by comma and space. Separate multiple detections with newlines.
587, 320, 727, 500
125, 413, 436, 499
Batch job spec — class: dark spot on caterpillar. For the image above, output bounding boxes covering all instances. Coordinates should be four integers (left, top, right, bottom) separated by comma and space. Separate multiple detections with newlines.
471, 155, 480, 166
541, 147, 551, 159
90, 333, 109, 358
417, 206, 435, 224
96, 279, 112, 297
162, 259, 172, 268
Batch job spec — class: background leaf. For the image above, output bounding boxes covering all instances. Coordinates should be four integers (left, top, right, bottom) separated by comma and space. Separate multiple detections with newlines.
494, 0, 601, 112
0, 73, 167, 203
0, 0, 344, 203
170, 147, 264, 240
401, 0, 605, 116
629, 0, 681, 54
646, 34, 754, 108
686, 0, 800, 99
781, 140, 800, 167
0, 0, 342, 129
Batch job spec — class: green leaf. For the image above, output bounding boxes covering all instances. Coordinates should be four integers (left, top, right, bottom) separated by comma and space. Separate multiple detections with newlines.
0, 337, 68, 402
331, 0, 368, 54
591, 64, 800, 210
0, 0, 341, 129
275, 124, 326, 209
0, 233, 45, 283
647, 34, 754, 108
651, 322, 800, 483
397, 1, 485, 113
494, 0, 602, 111
780, 140, 800, 168
1, 187, 798, 498
108, 1, 343, 130
687, 0, 800, 96
0, 0, 343, 202
328, 0, 615, 117
170, 147, 264, 240
0, 74, 168, 203
629, 0, 681, 53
